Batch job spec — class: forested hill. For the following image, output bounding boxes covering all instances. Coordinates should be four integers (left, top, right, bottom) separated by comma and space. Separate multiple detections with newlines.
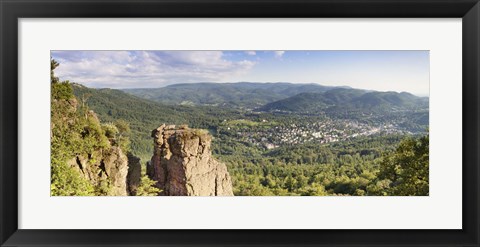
71, 83, 242, 160
122, 82, 335, 108
55, 54, 429, 197
73, 83, 429, 159
51, 63, 160, 196
259, 88, 429, 114
123, 82, 428, 114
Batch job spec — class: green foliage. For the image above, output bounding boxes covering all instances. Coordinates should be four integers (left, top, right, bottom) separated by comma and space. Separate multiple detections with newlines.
260, 89, 428, 114
51, 59, 118, 196
80, 112, 110, 154
50, 160, 95, 196
50, 88, 96, 196
52, 81, 74, 100
67, 76, 429, 197
136, 175, 161, 196
101, 120, 131, 153
193, 129, 209, 136
51, 58, 74, 100
115, 119, 130, 134
114, 120, 131, 153
366, 179, 392, 196
220, 133, 429, 196
50, 88, 106, 195
298, 183, 328, 196
102, 123, 119, 139
51, 58, 60, 84
72, 84, 243, 159
376, 134, 429, 196
95, 179, 114, 196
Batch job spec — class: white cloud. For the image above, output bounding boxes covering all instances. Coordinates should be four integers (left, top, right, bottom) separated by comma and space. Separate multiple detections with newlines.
245, 51, 256, 56
51, 51, 256, 88
274, 51, 285, 58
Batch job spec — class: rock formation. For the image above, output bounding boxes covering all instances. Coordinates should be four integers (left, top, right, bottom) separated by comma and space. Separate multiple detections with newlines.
147, 124, 234, 196
126, 153, 142, 195
68, 146, 129, 196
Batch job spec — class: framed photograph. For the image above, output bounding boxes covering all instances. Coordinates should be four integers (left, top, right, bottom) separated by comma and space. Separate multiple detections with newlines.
1, 0, 479, 246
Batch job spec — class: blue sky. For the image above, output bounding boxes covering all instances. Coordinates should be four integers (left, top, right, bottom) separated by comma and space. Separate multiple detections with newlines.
51, 50, 429, 96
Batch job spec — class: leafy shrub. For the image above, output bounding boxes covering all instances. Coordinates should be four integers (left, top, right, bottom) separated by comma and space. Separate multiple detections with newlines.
102, 123, 119, 139
52, 81, 74, 100
376, 134, 429, 196
50, 159, 95, 196
136, 175, 161, 196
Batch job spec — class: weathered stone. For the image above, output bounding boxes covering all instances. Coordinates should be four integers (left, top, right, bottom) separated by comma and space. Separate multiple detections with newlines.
67, 147, 128, 196
127, 153, 142, 196
102, 147, 128, 196
165, 124, 176, 130
149, 125, 234, 196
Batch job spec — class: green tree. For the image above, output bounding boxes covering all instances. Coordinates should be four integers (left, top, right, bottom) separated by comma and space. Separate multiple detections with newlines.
377, 134, 429, 196
114, 119, 131, 153
50, 58, 111, 196
136, 175, 161, 196
50, 58, 96, 196
51, 58, 59, 84
51, 58, 73, 100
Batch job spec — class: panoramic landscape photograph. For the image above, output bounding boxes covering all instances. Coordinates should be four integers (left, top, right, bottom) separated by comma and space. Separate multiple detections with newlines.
50, 50, 429, 196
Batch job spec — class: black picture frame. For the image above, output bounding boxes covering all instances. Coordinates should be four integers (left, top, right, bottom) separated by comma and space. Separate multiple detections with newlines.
1, 0, 479, 246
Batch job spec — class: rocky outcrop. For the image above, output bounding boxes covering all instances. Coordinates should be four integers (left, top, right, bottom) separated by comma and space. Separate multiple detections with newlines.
68, 146, 128, 196
127, 153, 142, 195
147, 124, 234, 196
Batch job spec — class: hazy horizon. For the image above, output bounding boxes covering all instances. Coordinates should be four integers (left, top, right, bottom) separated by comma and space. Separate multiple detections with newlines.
52, 50, 430, 96
72, 81, 429, 97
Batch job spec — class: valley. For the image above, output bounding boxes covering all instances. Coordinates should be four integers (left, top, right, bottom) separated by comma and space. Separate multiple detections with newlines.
70, 82, 429, 196
50, 51, 430, 197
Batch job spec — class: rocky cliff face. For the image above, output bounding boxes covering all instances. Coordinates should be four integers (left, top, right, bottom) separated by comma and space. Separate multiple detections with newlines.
68, 146, 129, 196
147, 124, 234, 196
127, 153, 142, 195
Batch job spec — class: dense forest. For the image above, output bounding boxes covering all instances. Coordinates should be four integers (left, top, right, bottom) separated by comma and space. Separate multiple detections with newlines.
53, 59, 429, 196
221, 134, 428, 196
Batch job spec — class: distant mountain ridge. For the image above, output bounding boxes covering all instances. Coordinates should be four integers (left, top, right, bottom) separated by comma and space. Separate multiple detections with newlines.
73, 82, 428, 159
259, 88, 428, 114
122, 82, 427, 110
122, 82, 428, 114
122, 82, 336, 108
